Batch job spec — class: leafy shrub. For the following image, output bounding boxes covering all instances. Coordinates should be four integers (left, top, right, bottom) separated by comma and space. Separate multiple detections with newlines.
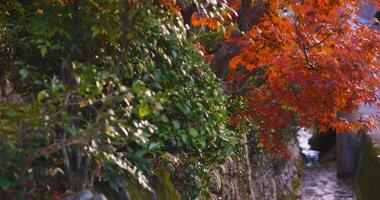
0, 1, 237, 198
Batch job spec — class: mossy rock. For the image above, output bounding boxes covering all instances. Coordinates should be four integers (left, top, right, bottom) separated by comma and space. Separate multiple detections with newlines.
126, 181, 154, 200
126, 167, 181, 200
291, 178, 300, 190
154, 167, 181, 200
284, 193, 296, 200
95, 167, 181, 200
295, 158, 304, 178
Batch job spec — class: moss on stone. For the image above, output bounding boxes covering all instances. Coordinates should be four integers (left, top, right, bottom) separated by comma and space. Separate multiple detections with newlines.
126, 181, 153, 200
154, 167, 181, 200
96, 167, 181, 200
124, 167, 181, 200
295, 158, 304, 178
284, 192, 296, 200
291, 178, 300, 190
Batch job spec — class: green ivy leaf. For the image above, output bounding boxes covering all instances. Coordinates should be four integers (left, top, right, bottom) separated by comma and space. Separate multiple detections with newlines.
0, 176, 10, 190
181, 134, 190, 145
223, 145, 234, 156
37, 90, 49, 103
178, 103, 191, 114
173, 120, 180, 129
138, 102, 149, 118
19, 69, 30, 80
134, 149, 147, 158
218, 134, 230, 142
161, 115, 169, 123
148, 141, 161, 150
132, 80, 145, 93
189, 128, 198, 137
40, 46, 47, 57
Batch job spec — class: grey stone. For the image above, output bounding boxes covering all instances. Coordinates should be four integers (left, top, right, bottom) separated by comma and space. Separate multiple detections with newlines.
125, 192, 131, 200
165, 163, 175, 173
208, 170, 222, 194
88, 194, 107, 200
73, 190, 93, 200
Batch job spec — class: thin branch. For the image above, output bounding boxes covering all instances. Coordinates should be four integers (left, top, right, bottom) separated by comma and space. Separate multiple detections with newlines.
21, 138, 88, 192
64, 93, 131, 109
306, 16, 349, 50
122, 0, 131, 53
301, 42, 318, 70
305, 9, 354, 50
294, 17, 317, 70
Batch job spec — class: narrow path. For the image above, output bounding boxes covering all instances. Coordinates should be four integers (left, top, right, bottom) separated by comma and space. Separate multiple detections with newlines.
296, 162, 355, 200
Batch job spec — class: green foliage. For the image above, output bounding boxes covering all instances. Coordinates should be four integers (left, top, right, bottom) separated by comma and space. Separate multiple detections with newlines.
0, 1, 237, 198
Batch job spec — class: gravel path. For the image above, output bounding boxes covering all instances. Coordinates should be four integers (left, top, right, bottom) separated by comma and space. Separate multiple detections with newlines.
296, 162, 355, 200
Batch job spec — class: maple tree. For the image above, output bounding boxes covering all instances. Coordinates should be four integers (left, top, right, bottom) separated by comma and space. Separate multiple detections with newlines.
0, 0, 379, 198
179, 0, 380, 155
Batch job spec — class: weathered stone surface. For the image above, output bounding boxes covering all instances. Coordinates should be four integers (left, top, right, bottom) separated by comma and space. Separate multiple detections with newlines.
123, 191, 131, 200
61, 140, 301, 200
208, 139, 302, 200
208, 170, 222, 194
88, 194, 107, 200
72, 190, 93, 200
336, 112, 361, 178
297, 162, 355, 200
61, 190, 110, 200
337, 132, 359, 178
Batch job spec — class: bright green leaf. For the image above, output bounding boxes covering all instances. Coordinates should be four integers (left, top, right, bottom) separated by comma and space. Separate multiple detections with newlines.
37, 90, 49, 103
40, 46, 47, 57
173, 120, 180, 129
138, 102, 149, 118
189, 128, 198, 137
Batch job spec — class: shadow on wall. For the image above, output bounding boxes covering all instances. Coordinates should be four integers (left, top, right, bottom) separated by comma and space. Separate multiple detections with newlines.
354, 133, 380, 200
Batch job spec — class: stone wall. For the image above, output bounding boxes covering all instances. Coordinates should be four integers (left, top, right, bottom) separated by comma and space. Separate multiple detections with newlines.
63, 139, 302, 200
208, 139, 303, 200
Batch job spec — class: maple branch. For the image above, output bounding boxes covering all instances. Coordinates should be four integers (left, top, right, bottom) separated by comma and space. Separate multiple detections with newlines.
294, 17, 317, 70
294, 10, 354, 71
306, 17, 349, 50
306, 10, 353, 50
301, 42, 318, 71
